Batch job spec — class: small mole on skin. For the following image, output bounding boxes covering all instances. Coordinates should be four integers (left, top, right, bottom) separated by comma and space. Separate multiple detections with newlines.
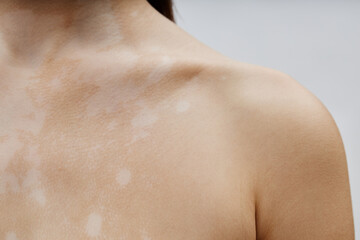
86, 213, 103, 237
5, 232, 18, 240
116, 168, 132, 187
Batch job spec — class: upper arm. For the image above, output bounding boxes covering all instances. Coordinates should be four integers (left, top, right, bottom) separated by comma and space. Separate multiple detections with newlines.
228, 69, 355, 240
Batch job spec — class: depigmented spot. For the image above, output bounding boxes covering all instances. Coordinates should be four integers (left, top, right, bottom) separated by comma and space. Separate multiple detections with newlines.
0, 136, 22, 172
113, 49, 139, 63
131, 109, 158, 128
86, 212, 103, 237
7, 174, 21, 193
0, 73, 46, 172
141, 229, 152, 240
130, 11, 138, 17
0, 9, 64, 67
25, 144, 42, 167
0, 173, 21, 194
30, 188, 46, 206
116, 168, 131, 187
71, 0, 123, 49
0, 174, 5, 194
22, 168, 40, 189
145, 56, 174, 85
5, 232, 18, 240
127, 129, 149, 146
106, 120, 118, 131
48, 65, 71, 90
84, 52, 139, 117
128, 104, 159, 145
176, 100, 190, 113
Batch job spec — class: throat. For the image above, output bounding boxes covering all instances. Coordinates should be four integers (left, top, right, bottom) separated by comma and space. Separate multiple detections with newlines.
0, 0, 150, 68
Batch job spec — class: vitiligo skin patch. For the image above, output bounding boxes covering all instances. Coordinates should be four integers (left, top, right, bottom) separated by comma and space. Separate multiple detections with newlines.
176, 100, 190, 113
0, 0, 256, 239
116, 168, 132, 187
5, 232, 18, 240
86, 213, 103, 237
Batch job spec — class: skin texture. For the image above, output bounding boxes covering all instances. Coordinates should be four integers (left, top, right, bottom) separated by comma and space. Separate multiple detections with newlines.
0, 0, 355, 239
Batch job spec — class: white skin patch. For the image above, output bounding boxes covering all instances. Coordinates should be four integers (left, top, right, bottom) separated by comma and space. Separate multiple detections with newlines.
0, 136, 22, 172
1, 166, 46, 206
132, 130, 149, 142
0, 31, 8, 58
148, 46, 161, 53
22, 168, 41, 189
131, 109, 158, 128
50, 75, 62, 90
48, 65, 72, 91
113, 49, 139, 63
176, 100, 190, 113
116, 168, 131, 187
84, 52, 139, 117
0, 173, 21, 194
86, 213, 103, 237
5, 232, 18, 240
145, 56, 175, 85
7, 174, 21, 193
26, 144, 41, 167
0, 176, 4, 194
71, 0, 123, 48
106, 120, 118, 131
125, 129, 150, 147
30, 188, 46, 206
0, 78, 46, 172
128, 103, 159, 145
84, 54, 173, 117
20, 167, 46, 206
0, 9, 64, 67
130, 11, 138, 17
141, 229, 152, 240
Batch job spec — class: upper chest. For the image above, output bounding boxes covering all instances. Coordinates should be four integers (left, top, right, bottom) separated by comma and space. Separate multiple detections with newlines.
0, 61, 256, 240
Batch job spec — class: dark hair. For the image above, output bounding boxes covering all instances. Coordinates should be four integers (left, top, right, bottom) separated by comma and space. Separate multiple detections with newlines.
147, 0, 175, 22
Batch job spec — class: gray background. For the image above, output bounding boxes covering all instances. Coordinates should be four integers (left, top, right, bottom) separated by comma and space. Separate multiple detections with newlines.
174, 0, 359, 237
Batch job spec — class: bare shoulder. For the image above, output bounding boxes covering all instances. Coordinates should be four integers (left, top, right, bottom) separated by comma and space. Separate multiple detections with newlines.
205, 59, 355, 239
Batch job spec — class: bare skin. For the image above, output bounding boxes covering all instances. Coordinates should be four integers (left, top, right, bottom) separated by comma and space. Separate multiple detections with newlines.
0, 0, 355, 239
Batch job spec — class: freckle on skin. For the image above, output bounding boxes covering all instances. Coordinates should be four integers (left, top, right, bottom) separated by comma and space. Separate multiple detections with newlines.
116, 168, 132, 187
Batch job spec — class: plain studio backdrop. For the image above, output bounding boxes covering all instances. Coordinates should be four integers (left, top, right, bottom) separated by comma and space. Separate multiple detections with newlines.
174, 0, 360, 237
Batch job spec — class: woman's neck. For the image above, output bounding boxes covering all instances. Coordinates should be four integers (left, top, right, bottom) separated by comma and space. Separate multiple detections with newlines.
0, 0, 155, 67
